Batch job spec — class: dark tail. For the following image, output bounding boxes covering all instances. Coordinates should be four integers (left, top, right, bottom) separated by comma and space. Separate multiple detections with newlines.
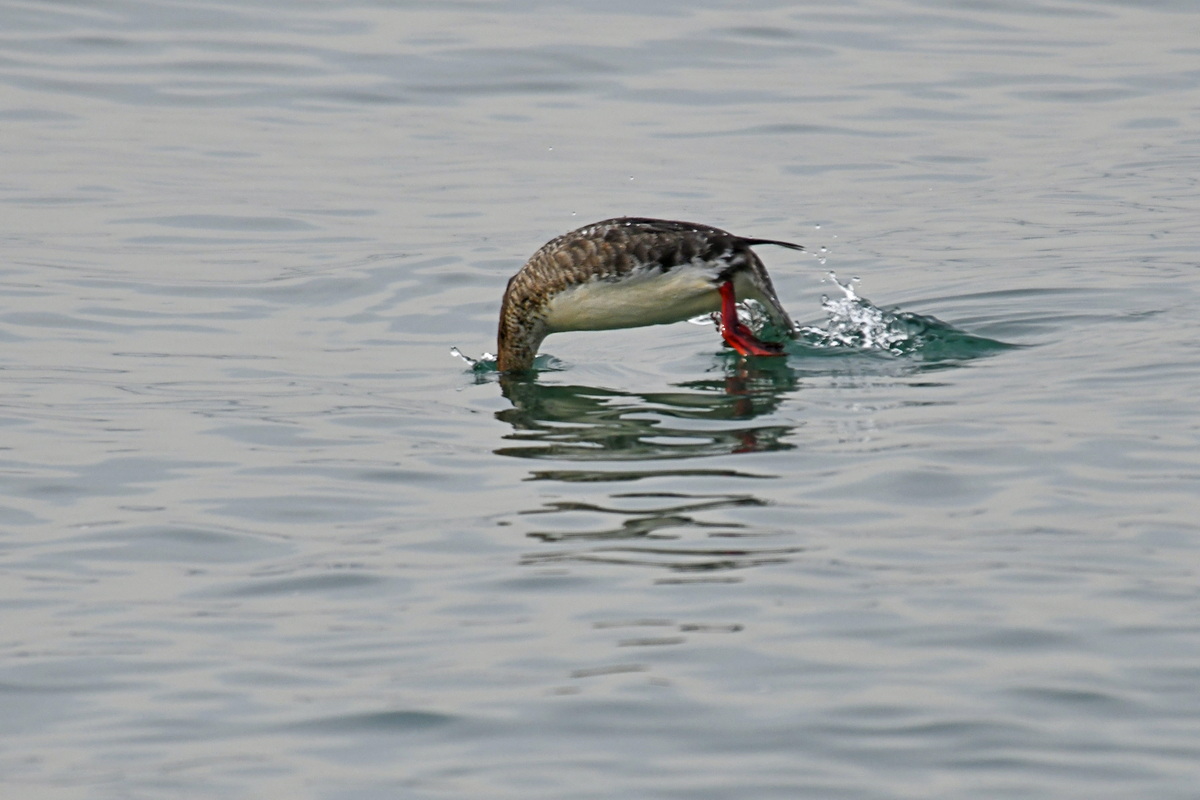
741, 237, 805, 252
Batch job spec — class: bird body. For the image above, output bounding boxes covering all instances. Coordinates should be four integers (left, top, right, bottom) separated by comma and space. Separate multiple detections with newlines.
541, 258, 723, 332
496, 217, 802, 372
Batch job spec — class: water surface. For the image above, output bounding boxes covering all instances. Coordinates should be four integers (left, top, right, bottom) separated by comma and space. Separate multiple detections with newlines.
3, 0, 1200, 798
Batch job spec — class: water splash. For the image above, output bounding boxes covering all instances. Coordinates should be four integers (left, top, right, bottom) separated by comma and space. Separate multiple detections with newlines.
799, 272, 906, 351
797, 272, 1009, 359
451, 347, 499, 375
450, 347, 565, 375
687, 298, 779, 335
451, 346, 485, 368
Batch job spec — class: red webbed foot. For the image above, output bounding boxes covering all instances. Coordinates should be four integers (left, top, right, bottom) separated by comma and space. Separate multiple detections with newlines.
717, 281, 785, 357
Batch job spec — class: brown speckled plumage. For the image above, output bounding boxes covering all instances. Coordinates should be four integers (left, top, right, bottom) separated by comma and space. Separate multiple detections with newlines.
497, 217, 803, 372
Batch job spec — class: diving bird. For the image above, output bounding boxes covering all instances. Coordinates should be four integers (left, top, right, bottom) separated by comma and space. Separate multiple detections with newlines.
496, 217, 803, 372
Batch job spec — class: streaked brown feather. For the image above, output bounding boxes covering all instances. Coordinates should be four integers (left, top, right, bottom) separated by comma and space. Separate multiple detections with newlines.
497, 217, 802, 372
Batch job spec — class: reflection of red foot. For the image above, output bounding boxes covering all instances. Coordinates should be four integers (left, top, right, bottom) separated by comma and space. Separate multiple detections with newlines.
718, 282, 785, 357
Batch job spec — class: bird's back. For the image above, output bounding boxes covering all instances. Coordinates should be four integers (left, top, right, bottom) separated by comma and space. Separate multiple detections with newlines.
497, 217, 801, 371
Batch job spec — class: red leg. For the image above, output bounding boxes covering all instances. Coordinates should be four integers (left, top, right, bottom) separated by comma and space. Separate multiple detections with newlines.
718, 282, 785, 357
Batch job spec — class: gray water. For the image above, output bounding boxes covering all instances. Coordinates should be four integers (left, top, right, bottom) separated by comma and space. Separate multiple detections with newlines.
3, 1, 1200, 797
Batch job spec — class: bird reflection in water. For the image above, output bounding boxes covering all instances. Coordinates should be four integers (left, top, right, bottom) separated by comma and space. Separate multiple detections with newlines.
496, 356, 799, 462
494, 359, 805, 575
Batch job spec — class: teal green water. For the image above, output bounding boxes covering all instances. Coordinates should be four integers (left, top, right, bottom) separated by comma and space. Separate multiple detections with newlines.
3, 1, 1200, 798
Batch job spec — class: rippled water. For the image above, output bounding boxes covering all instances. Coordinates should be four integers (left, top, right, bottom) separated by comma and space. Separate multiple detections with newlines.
4, 0, 1200, 797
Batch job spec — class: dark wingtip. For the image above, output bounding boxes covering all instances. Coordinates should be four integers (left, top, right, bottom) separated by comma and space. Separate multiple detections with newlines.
741, 237, 805, 252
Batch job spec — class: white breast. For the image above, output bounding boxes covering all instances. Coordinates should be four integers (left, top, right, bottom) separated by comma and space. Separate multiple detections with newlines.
542, 264, 722, 333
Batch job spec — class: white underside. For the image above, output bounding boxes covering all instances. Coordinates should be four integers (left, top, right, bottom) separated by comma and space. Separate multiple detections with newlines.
542, 267, 722, 333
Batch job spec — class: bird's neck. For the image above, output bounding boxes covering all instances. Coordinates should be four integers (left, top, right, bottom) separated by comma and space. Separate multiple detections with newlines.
496, 282, 548, 373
